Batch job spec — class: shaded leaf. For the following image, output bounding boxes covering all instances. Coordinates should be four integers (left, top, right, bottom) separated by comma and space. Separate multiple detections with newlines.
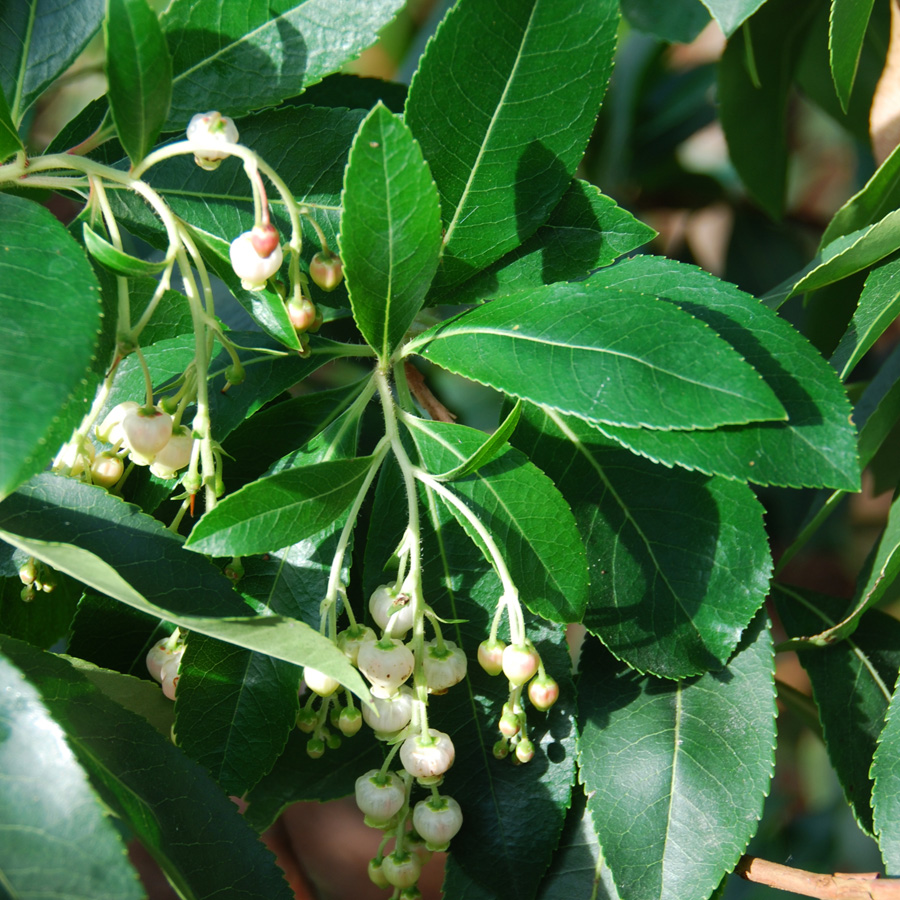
0, 194, 102, 501
620, 0, 709, 42
830, 0, 877, 112
105, 0, 172, 164
585, 257, 860, 491
873, 669, 900, 873
0, 568, 80, 650
0, 648, 144, 900
405, 0, 619, 288
513, 405, 772, 678
341, 102, 442, 359
409, 282, 786, 431
0, 85, 22, 161
161, 0, 405, 128
700, 0, 767, 36
578, 611, 776, 900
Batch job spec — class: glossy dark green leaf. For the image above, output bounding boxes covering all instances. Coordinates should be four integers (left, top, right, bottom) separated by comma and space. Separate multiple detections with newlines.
585, 257, 860, 491
0, 568, 80, 649
174, 633, 300, 796
405, 0, 619, 288
822, 142, 900, 245
0, 648, 144, 900
362, 458, 578, 899
578, 611, 776, 900
872, 672, 900, 873
718, 0, 817, 219
83, 222, 168, 277
831, 253, 900, 379
0, 194, 103, 501
620, 0, 709, 42
699, 0, 767, 36
776, 586, 900, 835
105, 0, 172, 164
186, 455, 380, 556
409, 283, 786, 432
0, 0, 104, 125
161, 0, 405, 128
514, 405, 772, 678
0, 85, 22, 161
342, 102, 441, 359
407, 416, 588, 624
442, 180, 656, 307
0, 474, 366, 698
830, 0, 876, 112
432, 400, 521, 482
0, 634, 294, 900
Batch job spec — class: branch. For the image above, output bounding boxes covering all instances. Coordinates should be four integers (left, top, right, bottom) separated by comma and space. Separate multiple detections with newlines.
403, 361, 456, 423
736, 856, 900, 898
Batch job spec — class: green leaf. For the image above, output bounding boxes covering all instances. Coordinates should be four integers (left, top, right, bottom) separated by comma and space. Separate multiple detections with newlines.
873, 671, 900, 873
0, 474, 367, 699
585, 257, 860, 491
775, 586, 900, 835
432, 400, 521, 481
0, 0, 104, 125
341, 102, 442, 359
830, 0, 876, 112
105, 0, 172, 165
718, 0, 817, 219
408, 283, 787, 431
0, 567, 80, 649
513, 405, 772, 678
441, 180, 656, 307
83, 222, 168, 277
822, 142, 900, 245
0, 193, 103, 501
406, 416, 589, 624
578, 611, 776, 900
0, 85, 22, 161
831, 253, 900, 380
405, 0, 619, 288
0, 634, 294, 900
186, 454, 381, 557
363, 460, 577, 899
174, 633, 299, 796
161, 0, 405, 129
620, 0, 710, 42
699, 0, 767, 36
0, 648, 144, 900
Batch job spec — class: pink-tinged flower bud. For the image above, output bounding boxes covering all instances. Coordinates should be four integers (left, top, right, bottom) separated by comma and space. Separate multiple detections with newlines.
400, 729, 455, 780
502, 643, 539, 686
186, 111, 239, 170
229, 231, 283, 291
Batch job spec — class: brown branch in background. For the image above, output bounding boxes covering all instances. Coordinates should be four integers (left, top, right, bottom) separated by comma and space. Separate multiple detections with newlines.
404, 361, 456, 423
736, 855, 900, 898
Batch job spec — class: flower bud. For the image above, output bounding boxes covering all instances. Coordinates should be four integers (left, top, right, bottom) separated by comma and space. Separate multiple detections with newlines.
369, 584, 414, 639
502, 643, 539, 686
412, 795, 463, 851
309, 251, 343, 291
303, 666, 339, 697
97, 401, 140, 444
515, 738, 535, 764
91, 454, 124, 488
229, 230, 283, 291
423, 639, 467, 693
400, 729, 455, 780
338, 706, 363, 736
381, 851, 422, 889
287, 296, 317, 333
337, 624, 377, 664
362, 685, 414, 735
250, 223, 280, 258
122, 406, 173, 461
528, 673, 559, 711
357, 638, 414, 695
150, 426, 193, 479
477, 638, 506, 676
186, 111, 239, 170
355, 770, 406, 823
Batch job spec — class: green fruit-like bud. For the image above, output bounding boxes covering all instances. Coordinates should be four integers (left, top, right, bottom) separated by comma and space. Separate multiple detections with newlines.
339, 707, 363, 736
296, 708, 317, 733
306, 735, 325, 758
309, 251, 343, 292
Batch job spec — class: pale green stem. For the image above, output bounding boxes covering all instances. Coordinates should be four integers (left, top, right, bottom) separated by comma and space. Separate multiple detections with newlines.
91, 175, 131, 335
133, 346, 156, 410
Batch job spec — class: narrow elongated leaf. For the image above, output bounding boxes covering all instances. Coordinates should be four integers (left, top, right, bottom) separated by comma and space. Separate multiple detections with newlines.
408, 283, 786, 431
362, 459, 577, 899
161, 0, 405, 128
831, 253, 900, 379
405, 0, 619, 288
342, 102, 442, 358
83, 222, 168, 277
822, 142, 900, 245
174, 633, 300, 796
406, 416, 588, 624
513, 405, 772, 678
699, 0, 766, 36
585, 257, 860, 491
0, 0, 104, 125
718, 0, 817, 219
186, 454, 380, 556
0, 635, 294, 900
0, 650, 144, 900
0, 474, 367, 699
873, 674, 900, 873
432, 400, 521, 481
443, 180, 656, 307
0, 194, 102, 500
0, 85, 22, 161
105, 0, 172, 164
776, 586, 900, 835
830, 0, 876, 112
578, 612, 776, 900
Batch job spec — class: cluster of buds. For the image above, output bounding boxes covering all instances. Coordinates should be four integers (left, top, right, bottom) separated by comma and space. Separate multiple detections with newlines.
18, 557, 56, 602
477, 637, 558, 764
145, 630, 185, 700
96, 401, 193, 480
